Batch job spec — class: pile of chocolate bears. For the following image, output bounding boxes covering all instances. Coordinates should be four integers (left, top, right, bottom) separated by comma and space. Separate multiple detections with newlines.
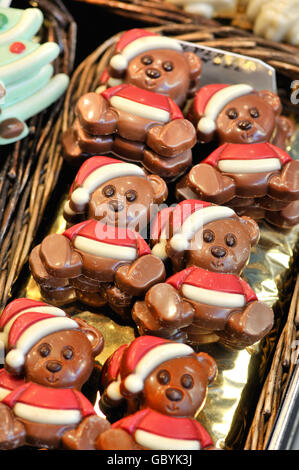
1, 28, 298, 451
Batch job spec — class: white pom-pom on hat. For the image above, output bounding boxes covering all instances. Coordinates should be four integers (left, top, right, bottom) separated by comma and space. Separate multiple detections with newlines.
70, 187, 90, 212
170, 233, 190, 252
6, 349, 25, 369
124, 373, 144, 395
151, 240, 167, 260
110, 54, 128, 73
197, 117, 217, 135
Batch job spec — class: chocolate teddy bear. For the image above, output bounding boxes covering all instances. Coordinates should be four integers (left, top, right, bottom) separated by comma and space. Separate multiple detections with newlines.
96, 336, 217, 450
132, 200, 274, 349
63, 155, 168, 231
189, 83, 294, 150
29, 220, 166, 317
176, 142, 299, 229
100, 29, 202, 108
62, 29, 201, 180
0, 298, 109, 450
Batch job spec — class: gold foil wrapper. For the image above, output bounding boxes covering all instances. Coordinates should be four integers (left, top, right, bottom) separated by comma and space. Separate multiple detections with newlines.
21, 127, 299, 450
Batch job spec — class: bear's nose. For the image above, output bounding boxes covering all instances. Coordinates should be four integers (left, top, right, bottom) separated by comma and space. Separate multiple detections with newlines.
211, 246, 227, 258
109, 199, 124, 212
238, 120, 253, 131
146, 68, 161, 79
46, 361, 62, 373
165, 388, 183, 402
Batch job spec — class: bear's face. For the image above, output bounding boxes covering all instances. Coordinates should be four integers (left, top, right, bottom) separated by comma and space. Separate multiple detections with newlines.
142, 356, 210, 417
216, 94, 276, 144
125, 50, 201, 108
24, 328, 101, 390
88, 174, 167, 231
184, 217, 258, 275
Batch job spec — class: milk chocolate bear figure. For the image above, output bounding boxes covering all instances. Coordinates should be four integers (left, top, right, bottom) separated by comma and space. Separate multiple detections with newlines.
29, 220, 166, 317
96, 336, 217, 450
132, 200, 274, 349
176, 143, 299, 228
63, 156, 168, 230
100, 28, 202, 108
62, 29, 201, 180
0, 299, 109, 450
189, 83, 294, 150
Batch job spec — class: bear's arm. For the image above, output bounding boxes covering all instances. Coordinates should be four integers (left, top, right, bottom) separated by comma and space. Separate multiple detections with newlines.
76, 92, 118, 136
185, 163, 236, 204
220, 301, 274, 349
146, 119, 196, 158
114, 254, 166, 297
39, 234, 83, 278
268, 160, 299, 201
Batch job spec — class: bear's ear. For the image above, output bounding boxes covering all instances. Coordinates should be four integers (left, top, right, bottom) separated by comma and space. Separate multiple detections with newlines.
240, 216, 260, 247
184, 52, 202, 81
148, 174, 168, 204
258, 90, 282, 116
197, 352, 217, 384
75, 318, 104, 357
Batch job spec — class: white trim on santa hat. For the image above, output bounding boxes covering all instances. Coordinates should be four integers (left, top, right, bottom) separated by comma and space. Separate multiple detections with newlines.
197, 84, 253, 135
170, 205, 235, 252
135, 430, 201, 451
13, 403, 82, 426
6, 317, 78, 370
110, 96, 170, 122
70, 162, 145, 211
74, 236, 137, 261
124, 343, 194, 394
181, 284, 246, 309
110, 36, 182, 73
218, 158, 281, 174
0, 305, 66, 348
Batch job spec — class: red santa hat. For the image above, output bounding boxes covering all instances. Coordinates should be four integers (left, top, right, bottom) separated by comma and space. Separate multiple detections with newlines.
0, 298, 66, 349
66, 156, 146, 215
193, 83, 254, 136
104, 336, 194, 401
152, 199, 237, 257
202, 142, 292, 173
5, 311, 79, 373
109, 29, 183, 74
63, 219, 151, 262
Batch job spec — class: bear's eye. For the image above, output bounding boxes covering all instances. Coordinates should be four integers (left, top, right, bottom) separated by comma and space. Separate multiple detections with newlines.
181, 374, 194, 389
125, 189, 137, 202
249, 107, 259, 118
163, 61, 174, 72
225, 233, 236, 247
62, 346, 74, 360
141, 55, 153, 65
203, 229, 215, 243
103, 185, 115, 198
157, 369, 170, 385
226, 108, 238, 120
39, 343, 51, 358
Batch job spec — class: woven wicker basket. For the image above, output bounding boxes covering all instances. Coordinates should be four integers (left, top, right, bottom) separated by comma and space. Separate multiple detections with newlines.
0, 0, 77, 309
61, 24, 299, 450
76, 0, 299, 115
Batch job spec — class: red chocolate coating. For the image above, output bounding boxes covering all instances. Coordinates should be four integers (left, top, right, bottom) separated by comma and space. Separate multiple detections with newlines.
132, 200, 274, 348
29, 220, 166, 316
62, 84, 196, 180
0, 301, 106, 450
97, 336, 216, 450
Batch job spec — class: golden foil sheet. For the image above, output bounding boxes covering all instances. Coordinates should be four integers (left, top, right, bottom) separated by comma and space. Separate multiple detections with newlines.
21, 127, 299, 450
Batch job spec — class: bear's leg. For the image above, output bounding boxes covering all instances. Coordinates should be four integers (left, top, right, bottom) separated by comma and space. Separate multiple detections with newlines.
272, 115, 295, 149
217, 301, 274, 349
143, 148, 192, 181
268, 160, 299, 201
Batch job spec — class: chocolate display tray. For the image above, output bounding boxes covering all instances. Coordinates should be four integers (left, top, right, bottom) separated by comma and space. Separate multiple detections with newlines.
3, 2, 299, 450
